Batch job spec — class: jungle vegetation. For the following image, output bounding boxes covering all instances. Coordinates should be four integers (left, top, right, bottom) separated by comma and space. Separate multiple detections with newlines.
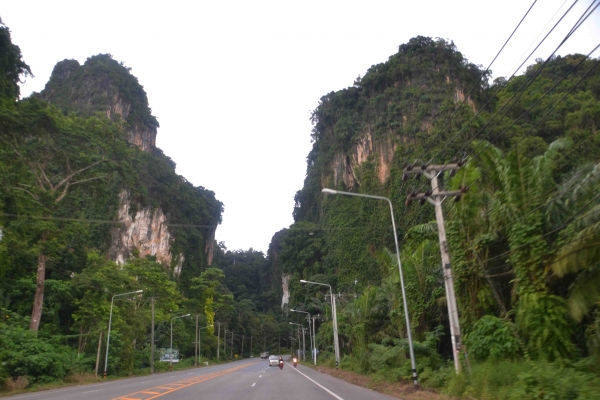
2, 16, 600, 399
282, 37, 600, 398
0, 20, 290, 390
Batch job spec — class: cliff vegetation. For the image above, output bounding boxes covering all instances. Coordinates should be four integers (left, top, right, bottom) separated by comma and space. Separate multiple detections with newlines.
280, 36, 600, 398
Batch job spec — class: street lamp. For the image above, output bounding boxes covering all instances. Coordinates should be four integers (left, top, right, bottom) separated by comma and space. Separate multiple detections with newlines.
170, 314, 191, 370
289, 322, 305, 362
196, 325, 213, 366
280, 337, 288, 355
322, 187, 418, 385
104, 290, 143, 378
300, 279, 340, 368
290, 309, 313, 364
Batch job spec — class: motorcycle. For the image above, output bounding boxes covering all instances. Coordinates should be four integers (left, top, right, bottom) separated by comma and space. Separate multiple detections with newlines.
293, 357, 298, 368
279, 360, 284, 370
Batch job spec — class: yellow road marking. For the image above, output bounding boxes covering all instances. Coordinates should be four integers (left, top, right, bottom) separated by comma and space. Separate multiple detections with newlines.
112, 363, 257, 400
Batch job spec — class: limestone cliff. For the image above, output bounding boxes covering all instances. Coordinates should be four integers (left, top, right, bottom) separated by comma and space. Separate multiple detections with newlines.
293, 36, 487, 224
108, 191, 185, 276
37, 55, 158, 151
36, 54, 222, 280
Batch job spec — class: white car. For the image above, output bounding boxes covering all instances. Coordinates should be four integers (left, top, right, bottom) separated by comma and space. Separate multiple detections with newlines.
268, 355, 280, 367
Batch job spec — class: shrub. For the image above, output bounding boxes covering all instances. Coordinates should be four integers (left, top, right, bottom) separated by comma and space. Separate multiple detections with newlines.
444, 359, 600, 399
0, 323, 81, 383
465, 315, 521, 362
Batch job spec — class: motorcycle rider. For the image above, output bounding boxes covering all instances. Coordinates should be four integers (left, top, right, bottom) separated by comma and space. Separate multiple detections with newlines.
293, 356, 298, 367
278, 356, 284, 369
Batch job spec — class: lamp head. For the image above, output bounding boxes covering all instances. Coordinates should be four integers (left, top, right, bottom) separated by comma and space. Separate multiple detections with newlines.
322, 188, 337, 195
290, 309, 296, 312
135, 290, 143, 293
300, 280, 307, 284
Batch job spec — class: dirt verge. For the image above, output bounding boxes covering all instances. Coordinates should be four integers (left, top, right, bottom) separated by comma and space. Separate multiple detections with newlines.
306, 365, 449, 400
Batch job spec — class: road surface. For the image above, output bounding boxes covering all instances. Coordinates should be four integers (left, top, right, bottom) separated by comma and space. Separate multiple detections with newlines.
6, 358, 398, 400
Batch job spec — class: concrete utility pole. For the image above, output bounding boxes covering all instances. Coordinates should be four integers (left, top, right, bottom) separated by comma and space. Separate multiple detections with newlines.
250, 336, 253, 357
195, 314, 199, 367
230, 330, 233, 359
217, 323, 220, 361
242, 334, 245, 358
404, 161, 467, 374
151, 297, 155, 374
312, 316, 317, 365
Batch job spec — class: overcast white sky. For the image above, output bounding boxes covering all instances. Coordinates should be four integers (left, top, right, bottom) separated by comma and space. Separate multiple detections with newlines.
2, 0, 599, 253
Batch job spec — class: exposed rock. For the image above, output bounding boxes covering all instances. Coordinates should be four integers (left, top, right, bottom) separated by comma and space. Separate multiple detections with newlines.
330, 130, 397, 188
281, 273, 291, 308
109, 190, 184, 276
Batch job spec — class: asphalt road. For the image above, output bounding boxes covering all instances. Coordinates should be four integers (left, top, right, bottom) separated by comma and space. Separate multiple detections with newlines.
6, 358, 398, 400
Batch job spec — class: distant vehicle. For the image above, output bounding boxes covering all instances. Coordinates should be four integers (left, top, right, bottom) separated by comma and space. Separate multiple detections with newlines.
268, 355, 279, 367
260, 351, 269, 359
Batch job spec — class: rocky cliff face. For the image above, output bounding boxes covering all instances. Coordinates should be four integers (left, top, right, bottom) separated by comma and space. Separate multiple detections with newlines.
293, 37, 487, 225
38, 55, 158, 152
108, 191, 185, 276
36, 54, 222, 278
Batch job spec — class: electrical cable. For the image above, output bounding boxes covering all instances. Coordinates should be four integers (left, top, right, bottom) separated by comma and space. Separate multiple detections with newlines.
425, 38, 600, 197
421, 0, 583, 168
464, 0, 600, 162
0, 212, 217, 229
484, 191, 600, 265
507, 0, 570, 76
412, 0, 540, 163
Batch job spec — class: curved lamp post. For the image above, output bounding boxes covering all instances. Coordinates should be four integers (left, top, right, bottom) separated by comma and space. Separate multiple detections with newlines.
170, 314, 191, 370
289, 322, 305, 361
197, 325, 213, 365
322, 188, 418, 385
104, 290, 143, 378
290, 309, 313, 364
300, 279, 340, 369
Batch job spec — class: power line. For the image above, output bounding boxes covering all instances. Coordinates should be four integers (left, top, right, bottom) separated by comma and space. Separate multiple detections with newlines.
464, 0, 600, 162
422, 0, 582, 167
485, 190, 600, 265
412, 0, 540, 163
440, 55, 600, 259
507, 0, 570, 76
0, 213, 217, 229
469, 55, 600, 188
426, 40, 600, 197
461, 39, 600, 173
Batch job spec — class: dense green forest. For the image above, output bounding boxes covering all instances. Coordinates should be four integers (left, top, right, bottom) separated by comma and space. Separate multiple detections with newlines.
2, 16, 600, 399
280, 37, 600, 398
0, 20, 293, 391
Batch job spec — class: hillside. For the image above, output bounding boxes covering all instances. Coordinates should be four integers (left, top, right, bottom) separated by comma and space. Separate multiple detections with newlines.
275, 36, 600, 397
0, 20, 290, 388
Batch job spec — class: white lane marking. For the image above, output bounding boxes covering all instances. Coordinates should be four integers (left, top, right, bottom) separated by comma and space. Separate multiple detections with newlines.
252, 383, 256, 387
83, 390, 99, 393
288, 364, 345, 400
259, 375, 262, 378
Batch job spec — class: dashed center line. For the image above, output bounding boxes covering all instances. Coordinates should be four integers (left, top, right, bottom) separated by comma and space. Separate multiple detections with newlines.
112, 363, 257, 400
251, 383, 256, 387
